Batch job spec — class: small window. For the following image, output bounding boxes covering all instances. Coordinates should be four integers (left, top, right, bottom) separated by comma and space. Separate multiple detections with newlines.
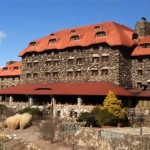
29, 42, 36, 47
70, 30, 76, 34
76, 58, 82, 64
137, 58, 143, 63
94, 26, 100, 29
13, 67, 19, 70
137, 70, 143, 75
75, 71, 81, 77
33, 73, 38, 78
33, 62, 39, 67
27, 63, 32, 68
70, 35, 80, 41
140, 44, 150, 48
92, 57, 99, 63
67, 71, 73, 77
132, 33, 138, 39
92, 70, 98, 76
95, 31, 106, 37
2, 67, 8, 71
102, 56, 109, 62
137, 82, 142, 88
101, 69, 108, 75
46, 61, 52, 66
68, 59, 74, 65
45, 72, 50, 77
26, 73, 31, 78
49, 39, 57, 44
50, 33, 55, 36
53, 60, 59, 66
53, 72, 58, 77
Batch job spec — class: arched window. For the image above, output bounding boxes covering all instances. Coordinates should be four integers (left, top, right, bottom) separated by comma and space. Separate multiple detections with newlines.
2, 67, 8, 71
29, 41, 37, 47
70, 35, 80, 41
95, 31, 106, 37
94, 26, 100, 29
49, 39, 57, 44
70, 30, 77, 34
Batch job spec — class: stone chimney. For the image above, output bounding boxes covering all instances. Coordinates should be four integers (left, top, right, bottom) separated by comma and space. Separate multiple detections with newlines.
135, 17, 150, 37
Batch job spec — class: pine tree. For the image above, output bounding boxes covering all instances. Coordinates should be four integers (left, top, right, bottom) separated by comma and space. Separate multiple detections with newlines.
102, 91, 125, 120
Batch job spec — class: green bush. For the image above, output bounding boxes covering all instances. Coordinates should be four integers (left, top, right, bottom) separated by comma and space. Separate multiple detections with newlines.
76, 112, 101, 127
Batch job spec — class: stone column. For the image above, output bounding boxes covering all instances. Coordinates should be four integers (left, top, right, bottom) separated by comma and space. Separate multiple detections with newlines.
9, 96, 13, 105
28, 96, 33, 106
51, 97, 56, 117
77, 96, 82, 106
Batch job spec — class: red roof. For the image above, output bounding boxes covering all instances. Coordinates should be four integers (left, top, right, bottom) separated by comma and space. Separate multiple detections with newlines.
137, 90, 150, 97
0, 61, 22, 77
131, 35, 150, 56
0, 82, 133, 96
19, 22, 136, 57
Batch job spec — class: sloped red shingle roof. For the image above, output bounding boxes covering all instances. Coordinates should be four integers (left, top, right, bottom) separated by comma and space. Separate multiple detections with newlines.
19, 22, 136, 57
0, 61, 22, 77
0, 82, 133, 96
131, 35, 150, 56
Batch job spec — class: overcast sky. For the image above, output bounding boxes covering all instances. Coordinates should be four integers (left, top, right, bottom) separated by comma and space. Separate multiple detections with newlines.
0, 0, 149, 67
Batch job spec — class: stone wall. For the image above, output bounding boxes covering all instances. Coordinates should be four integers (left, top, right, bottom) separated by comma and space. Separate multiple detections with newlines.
131, 56, 150, 89
0, 76, 20, 89
20, 43, 132, 89
135, 17, 150, 37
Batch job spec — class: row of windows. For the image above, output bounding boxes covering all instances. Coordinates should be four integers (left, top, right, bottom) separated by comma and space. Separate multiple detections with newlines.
27, 56, 109, 68
137, 82, 150, 88
26, 69, 109, 78
0, 77, 20, 81
2, 66, 20, 71
29, 32, 106, 47
140, 43, 150, 48
137, 69, 150, 75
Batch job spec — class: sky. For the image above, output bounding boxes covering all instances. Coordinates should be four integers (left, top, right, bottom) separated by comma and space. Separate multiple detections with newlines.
0, 0, 149, 67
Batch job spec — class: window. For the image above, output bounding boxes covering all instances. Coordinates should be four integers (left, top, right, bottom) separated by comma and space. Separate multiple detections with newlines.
92, 57, 99, 63
53, 60, 59, 66
137, 70, 143, 75
70, 30, 76, 34
137, 58, 143, 63
33, 73, 38, 78
26, 73, 31, 78
132, 33, 138, 39
101, 69, 108, 75
102, 56, 109, 62
140, 43, 150, 48
75, 71, 81, 77
68, 59, 74, 65
33, 62, 39, 67
49, 39, 57, 44
50, 33, 55, 36
92, 70, 98, 76
27, 63, 32, 68
46, 61, 52, 66
137, 82, 142, 88
13, 67, 19, 70
67, 71, 73, 77
70, 35, 80, 41
53, 72, 58, 77
2, 67, 8, 71
45, 72, 50, 77
29, 42, 36, 47
94, 26, 100, 29
95, 31, 106, 37
76, 58, 82, 64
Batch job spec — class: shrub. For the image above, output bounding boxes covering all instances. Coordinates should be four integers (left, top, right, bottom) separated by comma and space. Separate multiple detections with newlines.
76, 112, 101, 127
0, 104, 10, 118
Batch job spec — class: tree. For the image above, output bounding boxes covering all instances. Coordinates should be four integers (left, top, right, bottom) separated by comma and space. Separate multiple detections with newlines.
102, 91, 125, 121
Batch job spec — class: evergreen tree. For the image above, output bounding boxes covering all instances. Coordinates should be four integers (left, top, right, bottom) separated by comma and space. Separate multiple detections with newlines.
102, 91, 125, 120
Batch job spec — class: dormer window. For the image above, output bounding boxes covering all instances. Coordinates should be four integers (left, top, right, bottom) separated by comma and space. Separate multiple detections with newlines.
29, 42, 36, 47
140, 43, 150, 48
94, 26, 100, 29
13, 67, 19, 70
70, 30, 77, 34
2, 67, 8, 71
70, 35, 80, 41
49, 39, 57, 44
132, 33, 138, 39
95, 31, 106, 37
50, 33, 55, 36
